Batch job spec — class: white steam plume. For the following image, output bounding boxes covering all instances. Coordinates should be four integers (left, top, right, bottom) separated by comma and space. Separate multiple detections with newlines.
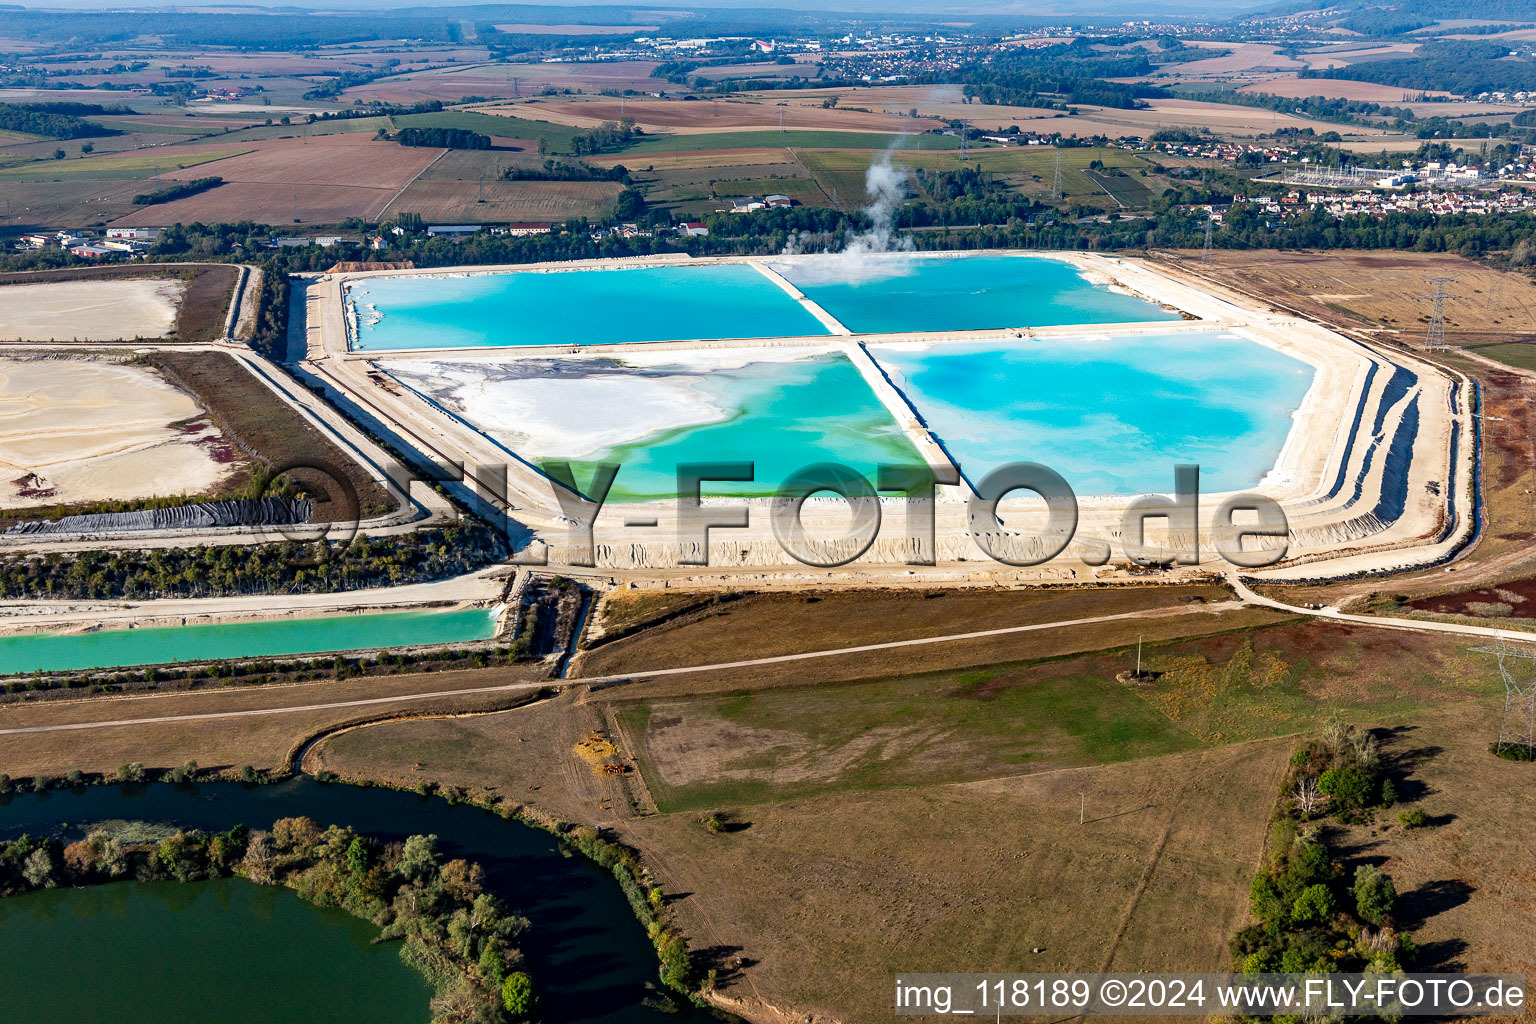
776, 149, 914, 283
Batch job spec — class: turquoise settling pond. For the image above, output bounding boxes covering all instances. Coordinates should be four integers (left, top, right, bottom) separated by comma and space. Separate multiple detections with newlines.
545, 352, 926, 502
0, 607, 498, 674
0, 877, 430, 1024
774, 253, 1180, 334
873, 332, 1315, 495
349, 263, 830, 350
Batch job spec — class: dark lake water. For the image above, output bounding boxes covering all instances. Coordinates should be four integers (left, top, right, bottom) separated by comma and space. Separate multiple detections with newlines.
0, 778, 700, 1023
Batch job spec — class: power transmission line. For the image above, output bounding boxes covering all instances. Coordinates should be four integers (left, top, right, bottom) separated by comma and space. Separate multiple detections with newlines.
1418, 276, 1460, 352
1471, 639, 1536, 759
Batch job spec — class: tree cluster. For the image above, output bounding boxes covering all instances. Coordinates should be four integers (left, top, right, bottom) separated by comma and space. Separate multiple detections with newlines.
0, 817, 534, 1023
502, 159, 629, 184
0, 101, 116, 139
0, 519, 507, 601
1230, 725, 1417, 982
1301, 40, 1536, 97
568, 119, 640, 157
396, 126, 491, 150
132, 176, 222, 206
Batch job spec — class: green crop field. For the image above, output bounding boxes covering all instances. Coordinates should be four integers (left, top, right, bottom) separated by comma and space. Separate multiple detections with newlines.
796, 145, 1152, 209
620, 129, 965, 155
0, 147, 251, 181
616, 662, 1202, 812
708, 176, 828, 205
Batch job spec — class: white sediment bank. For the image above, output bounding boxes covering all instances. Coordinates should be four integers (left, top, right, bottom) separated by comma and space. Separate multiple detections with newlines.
0, 356, 236, 510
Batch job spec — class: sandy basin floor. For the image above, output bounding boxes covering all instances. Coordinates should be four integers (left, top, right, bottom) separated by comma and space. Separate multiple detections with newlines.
0, 279, 184, 341
0, 359, 235, 509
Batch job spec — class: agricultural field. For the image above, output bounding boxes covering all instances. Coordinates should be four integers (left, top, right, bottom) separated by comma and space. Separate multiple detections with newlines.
514, 96, 945, 134
1157, 42, 1306, 79
0, 146, 252, 181
1067, 99, 1420, 150
746, 85, 1066, 129
449, 105, 594, 152
342, 59, 663, 103
618, 129, 962, 155
107, 134, 444, 226
794, 145, 1155, 212
387, 178, 621, 223
0, 179, 147, 232
1237, 77, 1455, 103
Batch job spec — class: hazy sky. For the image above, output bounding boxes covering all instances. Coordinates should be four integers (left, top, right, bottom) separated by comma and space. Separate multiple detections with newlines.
9, 0, 1272, 14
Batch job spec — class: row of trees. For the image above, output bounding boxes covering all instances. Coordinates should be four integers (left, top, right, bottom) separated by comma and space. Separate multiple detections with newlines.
0, 519, 506, 601
395, 126, 492, 150
502, 158, 630, 184
132, 176, 222, 206
0, 817, 535, 1022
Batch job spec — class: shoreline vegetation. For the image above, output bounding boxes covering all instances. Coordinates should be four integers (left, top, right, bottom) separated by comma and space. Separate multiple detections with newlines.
0, 811, 536, 1023
0, 766, 711, 1017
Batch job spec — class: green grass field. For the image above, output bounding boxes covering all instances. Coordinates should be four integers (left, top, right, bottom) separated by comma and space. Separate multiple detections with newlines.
90, 118, 223, 137
621, 129, 965, 155
435, 109, 588, 153
1086, 166, 1154, 207
709, 176, 828, 205
1467, 342, 1536, 372
609, 611, 1503, 814
0, 147, 250, 181
617, 662, 1202, 813
797, 145, 1153, 210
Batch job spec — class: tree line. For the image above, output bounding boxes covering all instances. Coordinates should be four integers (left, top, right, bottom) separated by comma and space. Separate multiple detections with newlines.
394, 126, 491, 150
0, 519, 506, 601
133, 176, 222, 206
0, 101, 117, 139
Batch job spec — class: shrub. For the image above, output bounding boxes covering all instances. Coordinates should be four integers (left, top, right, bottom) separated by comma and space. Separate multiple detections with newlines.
501, 971, 535, 1018
114, 762, 146, 783
1291, 883, 1335, 924
1353, 865, 1396, 927
1397, 808, 1428, 828
1318, 764, 1375, 810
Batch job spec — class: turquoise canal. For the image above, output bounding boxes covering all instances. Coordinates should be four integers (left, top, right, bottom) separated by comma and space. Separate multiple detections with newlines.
0, 607, 498, 674
774, 253, 1180, 334
541, 352, 927, 502
0, 877, 431, 1024
0, 779, 701, 1024
872, 332, 1315, 495
349, 263, 830, 350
